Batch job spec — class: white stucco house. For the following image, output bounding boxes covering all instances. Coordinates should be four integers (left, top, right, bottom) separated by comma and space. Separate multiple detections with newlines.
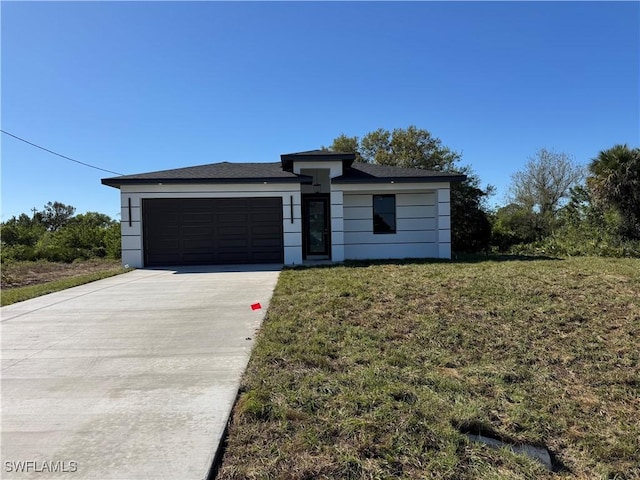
101, 150, 466, 268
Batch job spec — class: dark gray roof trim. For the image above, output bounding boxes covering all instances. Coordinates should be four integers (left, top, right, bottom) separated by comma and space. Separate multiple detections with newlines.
101, 159, 466, 189
280, 149, 356, 161
102, 162, 312, 188
280, 150, 356, 172
333, 162, 467, 184
102, 177, 311, 187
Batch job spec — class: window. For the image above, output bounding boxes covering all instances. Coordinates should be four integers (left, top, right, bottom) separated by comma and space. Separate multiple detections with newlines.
373, 194, 396, 234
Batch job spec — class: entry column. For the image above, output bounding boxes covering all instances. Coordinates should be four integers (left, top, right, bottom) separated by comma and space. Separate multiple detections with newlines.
330, 190, 345, 262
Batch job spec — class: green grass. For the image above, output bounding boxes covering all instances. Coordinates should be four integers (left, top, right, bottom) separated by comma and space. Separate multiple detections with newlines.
1, 267, 130, 306
217, 256, 640, 480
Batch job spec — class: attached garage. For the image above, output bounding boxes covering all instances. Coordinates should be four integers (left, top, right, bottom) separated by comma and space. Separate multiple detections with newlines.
142, 197, 283, 266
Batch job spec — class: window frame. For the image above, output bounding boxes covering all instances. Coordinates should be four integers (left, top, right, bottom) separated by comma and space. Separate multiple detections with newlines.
372, 194, 397, 234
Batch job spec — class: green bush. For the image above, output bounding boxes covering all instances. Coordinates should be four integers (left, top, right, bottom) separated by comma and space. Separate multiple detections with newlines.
0, 243, 38, 262
508, 229, 640, 258
0, 214, 46, 248
104, 223, 121, 259
1, 206, 122, 264
492, 182, 640, 258
490, 204, 544, 251
34, 232, 78, 262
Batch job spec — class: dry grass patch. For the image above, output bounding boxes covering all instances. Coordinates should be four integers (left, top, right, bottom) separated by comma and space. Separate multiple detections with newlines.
1, 258, 123, 288
217, 257, 640, 479
1, 259, 128, 306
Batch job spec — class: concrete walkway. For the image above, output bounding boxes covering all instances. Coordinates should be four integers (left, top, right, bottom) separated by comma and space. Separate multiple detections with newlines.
1, 265, 281, 480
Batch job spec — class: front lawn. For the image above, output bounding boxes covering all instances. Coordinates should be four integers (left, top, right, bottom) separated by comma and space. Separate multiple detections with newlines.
217, 256, 640, 479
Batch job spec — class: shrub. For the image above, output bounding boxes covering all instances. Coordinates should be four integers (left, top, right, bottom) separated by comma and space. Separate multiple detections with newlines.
0, 243, 38, 262
104, 223, 121, 259
34, 232, 78, 262
1, 208, 123, 263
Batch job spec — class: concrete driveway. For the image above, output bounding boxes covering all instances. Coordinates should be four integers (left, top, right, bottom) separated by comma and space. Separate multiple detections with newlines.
1, 265, 281, 480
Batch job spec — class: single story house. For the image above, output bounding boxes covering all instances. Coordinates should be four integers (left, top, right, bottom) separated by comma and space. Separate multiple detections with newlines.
101, 150, 466, 268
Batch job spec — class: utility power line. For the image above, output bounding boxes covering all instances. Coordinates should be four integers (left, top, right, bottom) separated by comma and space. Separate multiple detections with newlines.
1, 129, 124, 176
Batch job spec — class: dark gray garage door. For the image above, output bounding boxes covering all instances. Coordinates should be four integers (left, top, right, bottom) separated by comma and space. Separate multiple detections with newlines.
142, 198, 283, 266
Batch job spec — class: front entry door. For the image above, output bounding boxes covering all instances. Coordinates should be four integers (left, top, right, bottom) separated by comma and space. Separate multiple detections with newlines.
303, 194, 330, 258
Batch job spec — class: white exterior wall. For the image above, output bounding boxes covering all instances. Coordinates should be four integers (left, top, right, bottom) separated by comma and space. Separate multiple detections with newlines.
115, 176, 453, 267
437, 188, 452, 258
330, 190, 345, 262
118, 183, 302, 268
293, 161, 343, 179
336, 182, 452, 260
299, 168, 331, 194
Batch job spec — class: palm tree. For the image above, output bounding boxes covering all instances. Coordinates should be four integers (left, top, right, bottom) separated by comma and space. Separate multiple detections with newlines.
588, 144, 640, 239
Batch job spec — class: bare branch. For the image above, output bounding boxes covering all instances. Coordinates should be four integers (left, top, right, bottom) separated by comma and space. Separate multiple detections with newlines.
509, 148, 585, 216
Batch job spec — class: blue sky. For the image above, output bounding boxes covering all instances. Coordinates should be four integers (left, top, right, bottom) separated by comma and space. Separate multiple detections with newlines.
2, 1, 638, 220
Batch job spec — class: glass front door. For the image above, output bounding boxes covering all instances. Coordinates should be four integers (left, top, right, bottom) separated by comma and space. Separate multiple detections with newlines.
303, 195, 330, 257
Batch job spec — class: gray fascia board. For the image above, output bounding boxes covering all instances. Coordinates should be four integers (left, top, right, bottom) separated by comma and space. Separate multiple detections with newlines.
280, 152, 356, 162
280, 155, 356, 173
332, 175, 467, 184
101, 176, 313, 189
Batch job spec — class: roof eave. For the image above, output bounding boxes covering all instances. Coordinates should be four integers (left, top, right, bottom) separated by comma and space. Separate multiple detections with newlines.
332, 175, 467, 184
280, 153, 356, 162
101, 175, 313, 188
280, 151, 356, 172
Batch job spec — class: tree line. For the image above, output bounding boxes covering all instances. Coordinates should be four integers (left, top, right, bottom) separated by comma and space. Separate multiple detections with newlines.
1, 202, 121, 263
325, 126, 640, 257
494, 145, 639, 256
